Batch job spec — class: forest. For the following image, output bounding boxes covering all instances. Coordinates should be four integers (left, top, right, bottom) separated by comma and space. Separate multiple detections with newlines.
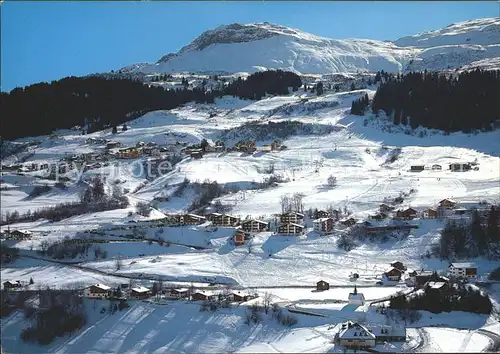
371, 69, 500, 133
0, 70, 302, 140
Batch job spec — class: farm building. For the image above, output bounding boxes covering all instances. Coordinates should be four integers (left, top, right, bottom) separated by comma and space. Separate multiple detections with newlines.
422, 208, 437, 219
449, 163, 471, 172
439, 199, 457, 209
379, 204, 395, 214
367, 324, 407, 343
316, 280, 330, 291
410, 165, 425, 172
83, 284, 112, 299
3, 281, 22, 291
313, 217, 334, 235
278, 223, 304, 236
390, 261, 407, 272
7, 229, 32, 240
130, 286, 151, 299
167, 288, 189, 299
105, 141, 121, 149
395, 208, 418, 220
240, 219, 269, 233
384, 267, 403, 281
431, 164, 442, 170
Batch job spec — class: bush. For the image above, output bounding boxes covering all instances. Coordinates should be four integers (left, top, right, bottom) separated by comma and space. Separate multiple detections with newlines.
327, 175, 337, 187
489, 267, 500, 281
279, 314, 298, 326
136, 202, 152, 217
27, 185, 51, 199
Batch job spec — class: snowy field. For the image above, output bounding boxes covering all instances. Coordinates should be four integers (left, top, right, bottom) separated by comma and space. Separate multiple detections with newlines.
1, 83, 500, 353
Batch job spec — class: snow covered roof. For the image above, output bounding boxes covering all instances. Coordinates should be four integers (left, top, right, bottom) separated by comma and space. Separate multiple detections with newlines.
89, 283, 111, 291
367, 324, 406, 337
313, 217, 332, 223
131, 286, 150, 293
12, 229, 32, 235
348, 293, 365, 301
242, 219, 268, 225
450, 262, 476, 269
338, 322, 375, 340
427, 281, 447, 289
187, 214, 206, 219
172, 288, 189, 293
385, 267, 403, 274
288, 223, 305, 228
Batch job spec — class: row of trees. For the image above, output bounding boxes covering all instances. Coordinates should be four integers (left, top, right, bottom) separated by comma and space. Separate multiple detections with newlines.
437, 206, 499, 259
1, 70, 303, 140
1, 178, 129, 225
371, 69, 500, 133
350, 93, 370, 115
389, 283, 493, 314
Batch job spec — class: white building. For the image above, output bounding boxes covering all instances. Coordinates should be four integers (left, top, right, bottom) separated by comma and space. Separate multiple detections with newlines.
448, 262, 477, 279
348, 286, 365, 306
337, 321, 376, 349
313, 217, 334, 235
83, 284, 112, 299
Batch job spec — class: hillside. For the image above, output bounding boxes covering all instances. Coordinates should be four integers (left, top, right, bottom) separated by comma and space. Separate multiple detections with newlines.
121, 18, 500, 76
1, 83, 500, 353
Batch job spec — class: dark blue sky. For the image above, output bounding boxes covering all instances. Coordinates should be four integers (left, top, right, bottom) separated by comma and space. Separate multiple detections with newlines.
1, 1, 498, 91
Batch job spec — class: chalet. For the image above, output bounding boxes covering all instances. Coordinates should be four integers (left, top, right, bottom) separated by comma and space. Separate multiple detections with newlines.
454, 207, 470, 215
409, 270, 443, 287
228, 292, 248, 302
422, 208, 437, 219
384, 267, 403, 281
396, 208, 418, 220
106, 141, 121, 149
241, 219, 269, 233
143, 146, 161, 156
448, 262, 477, 279
191, 291, 215, 301
180, 214, 206, 225
410, 165, 425, 172
379, 204, 395, 214
3, 281, 22, 291
190, 150, 203, 159
369, 213, 387, 221
449, 162, 471, 172
340, 217, 357, 227
313, 217, 334, 235
314, 210, 329, 219
83, 284, 112, 299
118, 147, 141, 159
390, 261, 407, 272
8, 229, 32, 240
233, 230, 246, 246
337, 321, 376, 349
271, 140, 282, 151
208, 214, 240, 226
316, 280, 330, 291
280, 212, 304, 224
257, 144, 272, 152
130, 286, 150, 299
367, 324, 406, 343
168, 288, 189, 299
439, 198, 457, 209
348, 286, 365, 305
426, 281, 450, 293
278, 223, 305, 236
237, 141, 256, 153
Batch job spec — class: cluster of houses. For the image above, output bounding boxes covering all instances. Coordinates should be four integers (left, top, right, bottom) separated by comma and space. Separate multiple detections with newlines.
182, 139, 284, 159
82, 283, 254, 303
410, 162, 476, 172
0, 229, 32, 240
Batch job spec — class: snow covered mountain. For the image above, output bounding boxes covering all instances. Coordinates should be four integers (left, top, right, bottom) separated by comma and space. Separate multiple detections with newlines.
121, 18, 500, 75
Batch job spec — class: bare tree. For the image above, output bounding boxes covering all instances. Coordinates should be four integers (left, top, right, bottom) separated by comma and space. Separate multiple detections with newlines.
292, 192, 305, 213
327, 175, 337, 187
262, 292, 273, 314
115, 255, 122, 270
280, 194, 291, 214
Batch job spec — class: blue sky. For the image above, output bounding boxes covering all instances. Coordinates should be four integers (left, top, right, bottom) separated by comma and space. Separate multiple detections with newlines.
1, 1, 498, 92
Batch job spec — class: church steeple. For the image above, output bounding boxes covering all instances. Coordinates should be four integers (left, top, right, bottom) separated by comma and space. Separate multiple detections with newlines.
353, 285, 357, 295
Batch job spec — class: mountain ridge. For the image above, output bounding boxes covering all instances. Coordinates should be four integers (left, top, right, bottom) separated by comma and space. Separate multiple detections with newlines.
121, 18, 500, 75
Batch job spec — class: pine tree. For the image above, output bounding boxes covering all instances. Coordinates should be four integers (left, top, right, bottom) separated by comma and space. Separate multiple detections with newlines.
487, 206, 499, 242
316, 82, 324, 96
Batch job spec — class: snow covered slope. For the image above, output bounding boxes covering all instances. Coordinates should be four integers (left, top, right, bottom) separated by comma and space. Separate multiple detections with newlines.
121, 18, 500, 75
